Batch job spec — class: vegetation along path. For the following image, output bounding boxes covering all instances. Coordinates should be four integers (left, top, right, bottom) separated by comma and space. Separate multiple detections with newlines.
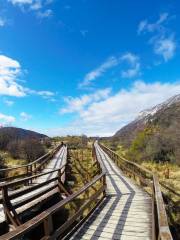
71, 142, 152, 240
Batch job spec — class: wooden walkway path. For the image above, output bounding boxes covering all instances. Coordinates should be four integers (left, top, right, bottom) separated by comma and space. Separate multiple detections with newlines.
0, 145, 67, 224
71, 143, 152, 240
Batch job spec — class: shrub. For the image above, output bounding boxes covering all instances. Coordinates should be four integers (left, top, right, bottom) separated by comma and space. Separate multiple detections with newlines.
21, 139, 46, 163
7, 140, 21, 159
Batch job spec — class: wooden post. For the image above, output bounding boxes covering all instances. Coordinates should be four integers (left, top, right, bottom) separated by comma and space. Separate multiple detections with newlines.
29, 165, 33, 184
43, 216, 53, 238
57, 169, 62, 193
34, 162, 37, 174
2, 186, 21, 227
103, 174, 106, 197
26, 166, 29, 186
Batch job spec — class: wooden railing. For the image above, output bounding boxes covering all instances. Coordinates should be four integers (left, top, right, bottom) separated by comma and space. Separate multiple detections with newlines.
0, 166, 67, 228
99, 143, 173, 240
0, 144, 62, 183
0, 147, 106, 240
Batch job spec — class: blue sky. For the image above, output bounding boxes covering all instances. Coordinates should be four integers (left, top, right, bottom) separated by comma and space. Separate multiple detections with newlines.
0, 0, 180, 136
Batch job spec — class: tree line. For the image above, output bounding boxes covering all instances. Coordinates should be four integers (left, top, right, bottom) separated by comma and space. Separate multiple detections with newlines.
0, 129, 48, 168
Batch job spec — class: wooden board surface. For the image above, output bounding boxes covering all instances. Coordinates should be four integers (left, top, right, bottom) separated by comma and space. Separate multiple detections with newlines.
71, 143, 152, 240
0, 146, 67, 224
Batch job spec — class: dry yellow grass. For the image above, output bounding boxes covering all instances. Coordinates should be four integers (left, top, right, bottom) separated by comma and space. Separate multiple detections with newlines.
67, 148, 102, 218
141, 161, 180, 197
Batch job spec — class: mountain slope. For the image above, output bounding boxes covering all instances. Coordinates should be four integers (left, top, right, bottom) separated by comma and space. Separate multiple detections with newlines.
114, 94, 180, 147
0, 127, 48, 140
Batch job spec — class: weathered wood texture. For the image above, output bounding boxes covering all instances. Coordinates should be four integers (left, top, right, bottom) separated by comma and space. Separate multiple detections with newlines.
0, 145, 67, 226
0, 143, 173, 240
0, 171, 106, 240
70, 142, 153, 240
99, 143, 173, 240
0, 144, 62, 183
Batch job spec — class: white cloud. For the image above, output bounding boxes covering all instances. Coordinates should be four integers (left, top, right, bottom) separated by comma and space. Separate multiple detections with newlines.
121, 53, 140, 78
0, 113, 15, 124
0, 55, 26, 97
154, 36, 176, 62
57, 81, 180, 136
0, 54, 55, 99
20, 112, 32, 121
60, 88, 111, 114
80, 57, 119, 87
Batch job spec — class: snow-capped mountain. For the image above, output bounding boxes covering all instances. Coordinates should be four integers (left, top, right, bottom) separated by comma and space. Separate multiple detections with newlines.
137, 94, 180, 121
113, 94, 180, 145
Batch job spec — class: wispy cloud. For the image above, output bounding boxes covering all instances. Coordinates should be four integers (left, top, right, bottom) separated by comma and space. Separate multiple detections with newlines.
4, 99, 14, 106
79, 52, 141, 87
20, 112, 32, 121
60, 88, 111, 114
9, 0, 33, 4
80, 30, 88, 37
138, 13, 177, 62
0, 113, 15, 125
80, 57, 119, 87
37, 9, 53, 18
154, 35, 176, 62
0, 17, 6, 27
138, 13, 169, 34
121, 53, 140, 78
8, 0, 54, 18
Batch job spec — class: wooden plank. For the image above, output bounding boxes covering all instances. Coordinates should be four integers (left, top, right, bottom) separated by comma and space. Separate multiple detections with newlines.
70, 143, 153, 240
0, 146, 67, 225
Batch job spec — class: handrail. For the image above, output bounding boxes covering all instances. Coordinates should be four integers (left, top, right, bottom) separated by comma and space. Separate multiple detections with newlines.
0, 165, 66, 189
0, 144, 62, 182
153, 175, 173, 240
0, 146, 68, 228
99, 142, 153, 178
99, 142, 173, 240
0, 144, 61, 172
0, 153, 106, 240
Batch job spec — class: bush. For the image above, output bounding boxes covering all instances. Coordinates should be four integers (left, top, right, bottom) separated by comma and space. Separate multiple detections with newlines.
21, 139, 46, 163
0, 154, 6, 178
7, 140, 21, 159
43, 138, 52, 148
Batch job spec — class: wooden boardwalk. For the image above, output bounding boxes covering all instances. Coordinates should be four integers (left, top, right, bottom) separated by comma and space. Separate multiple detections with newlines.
0, 145, 67, 224
71, 143, 152, 240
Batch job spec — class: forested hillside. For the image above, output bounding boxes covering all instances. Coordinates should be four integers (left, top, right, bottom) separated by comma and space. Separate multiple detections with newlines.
113, 95, 180, 165
0, 127, 49, 169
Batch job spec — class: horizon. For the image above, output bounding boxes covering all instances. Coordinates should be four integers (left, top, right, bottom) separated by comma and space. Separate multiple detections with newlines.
0, 0, 180, 137
1, 92, 179, 138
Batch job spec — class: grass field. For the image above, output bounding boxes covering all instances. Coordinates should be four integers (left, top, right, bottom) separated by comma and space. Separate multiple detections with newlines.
65, 147, 103, 219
